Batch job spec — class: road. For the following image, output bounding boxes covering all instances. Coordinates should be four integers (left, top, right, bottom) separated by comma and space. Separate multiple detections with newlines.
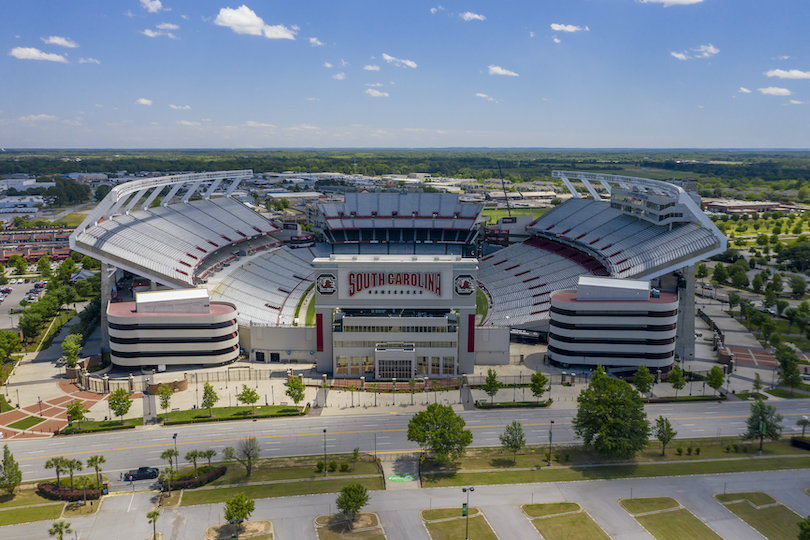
5, 400, 810, 484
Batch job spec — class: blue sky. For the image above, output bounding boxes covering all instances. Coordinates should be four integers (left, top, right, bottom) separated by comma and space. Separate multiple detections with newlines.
1, 0, 808, 149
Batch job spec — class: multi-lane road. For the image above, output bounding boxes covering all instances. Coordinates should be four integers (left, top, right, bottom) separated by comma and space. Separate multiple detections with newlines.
6, 399, 809, 483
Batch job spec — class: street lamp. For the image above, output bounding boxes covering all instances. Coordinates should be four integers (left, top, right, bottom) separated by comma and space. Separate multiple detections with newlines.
462, 486, 474, 540
38, 396, 42, 417
173, 433, 179, 469
548, 420, 554, 466
323, 429, 327, 476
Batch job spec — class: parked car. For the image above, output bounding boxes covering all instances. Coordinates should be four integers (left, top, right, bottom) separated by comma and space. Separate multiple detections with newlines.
123, 467, 159, 481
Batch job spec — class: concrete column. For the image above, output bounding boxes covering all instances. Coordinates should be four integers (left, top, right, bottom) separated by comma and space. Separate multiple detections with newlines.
100, 262, 113, 353
360, 376, 365, 390
570, 373, 576, 385
675, 264, 696, 365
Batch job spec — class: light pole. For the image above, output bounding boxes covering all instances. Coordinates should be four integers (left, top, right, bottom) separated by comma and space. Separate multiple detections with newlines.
548, 420, 554, 466
462, 486, 474, 540
323, 429, 327, 476
173, 433, 179, 469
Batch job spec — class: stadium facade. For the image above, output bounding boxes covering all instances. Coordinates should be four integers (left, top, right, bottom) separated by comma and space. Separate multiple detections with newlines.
70, 169, 725, 377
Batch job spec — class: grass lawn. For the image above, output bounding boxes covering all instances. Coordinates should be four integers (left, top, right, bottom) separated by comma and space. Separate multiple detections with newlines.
0, 504, 64, 526
475, 287, 488, 319
636, 509, 723, 540
0, 485, 57, 510
59, 417, 142, 434
63, 500, 98, 517
209, 460, 380, 486
306, 294, 316, 326
316, 522, 385, 540
8, 415, 45, 430
422, 456, 810, 487
159, 404, 303, 424
424, 514, 497, 540
765, 388, 807, 399
422, 508, 479, 521
716, 492, 776, 505
480, 207, 549, 225
620, 497, 679, 514
531, 511, 610, 540
721, 499, 802, 540
0, 394, 12, 413
181, 476, 383, 507
522, 502, 580, 518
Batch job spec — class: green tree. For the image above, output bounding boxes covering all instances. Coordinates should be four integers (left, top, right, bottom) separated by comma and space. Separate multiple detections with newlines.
86, 455, 105, 488
712, 263, 728, 284
56, 258, 76, 283
797, 417, 810, 439
202, 448, 217, 470
48, 520, 73, 540
799, 515, 810, 540
792, 275, 808, 297
224, 492, 255, 535
731, 271, 749, 289
18, 310, 43, 341
0, 445, 22, 496
668, 365, 686, 398
185, 450, 201, 477
160, 466, 175, 494
45, 457, 67, 486
236, 384, 260, 413
499, 420, 526, 464
155, 384, 173, 419
201, 382, 219, 416
654, 416, 677, 456
9, 255, 27, 275
529, 371, 549, 403
38, 255, 51, 277
482, 368, 502, 404
407, 403, 473, 462
763, 290, 777, 310
741, 399, 784, 453
752, 273, 764, 293
336, 483, 370, 521
65, 399, 89, 427
108, 388, 133, 421
572, 367, 650, 460
633, 365, 654, 396
146, 510, 160, 540
781, 360, 803, 395
727, 292, 740, 313
753, 372, 763, 393
223, 437, 261, 477
64, 458, 82, 490
351, 447, 360, 471
775, 299, 790, 317
286, 375, 305, 406
706, 366, 725, 396
696, 262, 709, 279
161, 448, 178, 471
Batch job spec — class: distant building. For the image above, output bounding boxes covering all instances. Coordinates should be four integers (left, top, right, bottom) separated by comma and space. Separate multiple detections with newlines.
0, 195, 45, 208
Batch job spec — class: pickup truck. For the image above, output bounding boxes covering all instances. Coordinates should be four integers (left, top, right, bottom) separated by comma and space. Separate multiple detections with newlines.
123, 467, 159, 481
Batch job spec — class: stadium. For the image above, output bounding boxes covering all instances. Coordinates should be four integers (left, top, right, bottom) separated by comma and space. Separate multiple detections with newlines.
69, 169, 726, 377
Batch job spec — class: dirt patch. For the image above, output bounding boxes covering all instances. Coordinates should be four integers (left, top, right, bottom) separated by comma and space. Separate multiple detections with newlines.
205, 520, 273, 540
315, 513, 379, 531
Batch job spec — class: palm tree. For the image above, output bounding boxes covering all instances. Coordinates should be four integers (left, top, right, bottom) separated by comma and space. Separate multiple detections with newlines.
161, 466, 175, 495
86, 455, 105, 488
48, 520, 73, 540
65, 459, 83, 490
201, 449, 217, 472
45, 457, 67, 487
147, 509, 161, 540
185, 450, 200, 477
798, 417, 810, 439
160, 448, 179, 469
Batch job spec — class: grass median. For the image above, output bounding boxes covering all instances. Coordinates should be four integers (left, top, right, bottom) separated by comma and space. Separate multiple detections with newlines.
0, 504, 64, 526
424, 514, 497, 540
636, 508, 722, 540
202, 455, 379, 486
59, 417, 142, 435
159, 404, 303, 425
717, 492, 801, 540
531, 510, 609, 540
8, 416, 45, 431
180, 476, 383, 507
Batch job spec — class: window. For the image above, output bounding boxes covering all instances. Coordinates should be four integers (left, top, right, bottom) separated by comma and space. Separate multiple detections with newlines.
416, 356, 429, 375
377, 359, 412, 379
350, 356, 360, 375
336, 355, 348, 374
362, 356, 374, 374
442, 356, 455, 375
431, 356, 441, 375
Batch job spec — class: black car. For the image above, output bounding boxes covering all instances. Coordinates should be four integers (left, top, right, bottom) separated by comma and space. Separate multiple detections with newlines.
124, 467, 159, 481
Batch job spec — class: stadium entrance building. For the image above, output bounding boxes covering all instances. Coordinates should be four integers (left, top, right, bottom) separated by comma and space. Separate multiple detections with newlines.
313, 255, 479, 379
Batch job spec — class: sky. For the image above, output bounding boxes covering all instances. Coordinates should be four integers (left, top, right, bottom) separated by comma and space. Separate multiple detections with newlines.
1, 0, 808, 149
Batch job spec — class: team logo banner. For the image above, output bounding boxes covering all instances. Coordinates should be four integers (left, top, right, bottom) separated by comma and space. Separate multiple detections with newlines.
317, 273, 337, 295
455, 274, 476, 295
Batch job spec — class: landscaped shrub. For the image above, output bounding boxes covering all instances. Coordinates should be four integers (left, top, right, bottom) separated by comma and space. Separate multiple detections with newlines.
544, 452, 550, 461
316, 461, 325, 472
164, 466, 227, 491
38, 483, 101, 502
554, 452, 560, 461
676, 446, 683, 456
340, 462, 349, 472
695, 447, 701, 455
733, 443, 739, 453
725, 445, 731, 453
329, 460, 338, 472
687, 446, 693, 455
564, 452, 570, 461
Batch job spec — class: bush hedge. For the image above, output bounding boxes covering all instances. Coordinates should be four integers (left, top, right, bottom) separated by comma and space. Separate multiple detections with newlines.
476, 400, 551, 409
162, 465, 226, 491
791, 436, 810, 451
37, 482, 102, 502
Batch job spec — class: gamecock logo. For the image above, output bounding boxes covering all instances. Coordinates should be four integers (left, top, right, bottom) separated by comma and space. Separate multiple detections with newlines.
454, 274, 475, 295
317, 273, 337, 295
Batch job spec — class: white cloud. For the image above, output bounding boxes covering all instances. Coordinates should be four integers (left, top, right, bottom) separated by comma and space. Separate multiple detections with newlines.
773, 55, 790, 60
136, 98, 153, 105
670, 51, 689, 61
460, 12, 485, 22
95, 104, 104, 107
758, 87, 792, 96
475, 93, 499, 102
365, 89, 389, 97
157, 23, 179, 30
78, 57, 100, 64
692, 44, 718, 58
637, 0, 704, 5
41, 36, 79, 48
18, 114, 57, 122
177, 120, 200, 126
530, 31, 535, 38
382, 53, 417, 68
245, 121, 275, 127
142, 29, 161, 37
8, 47, 68, 63
765, 69, 810, 80
790, 100, 806, 105
366, 83, 383, 87
214, 5, 296, 40
488, 65, 518, 76
170, 104, 190, 109
140, 0, 165, 13
181, 15, 189, 20
323, 62, 332, 68
550, 23, 588, 33
363, 65, 380, 71
430, 6, 444, 14
738, 87, 752, 94
333, 72, 346, 80
340, 59, 350, 67
553, 36, 561, 44
309, 37, 324, 46
306, 97, 320, 101
125, 10, 134, 17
